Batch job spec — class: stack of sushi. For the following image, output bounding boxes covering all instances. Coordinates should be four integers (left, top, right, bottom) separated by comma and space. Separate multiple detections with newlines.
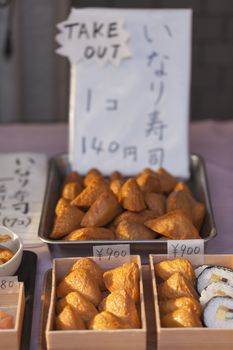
196, 265, 233, 328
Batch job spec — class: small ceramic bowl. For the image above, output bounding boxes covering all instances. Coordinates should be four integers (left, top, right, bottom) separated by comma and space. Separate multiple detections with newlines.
0, 226, 23, 276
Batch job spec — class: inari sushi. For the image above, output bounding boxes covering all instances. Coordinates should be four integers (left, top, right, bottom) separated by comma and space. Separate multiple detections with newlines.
203, 296, 233, 328
197, 266, 233, 294
0, 310, 14, 329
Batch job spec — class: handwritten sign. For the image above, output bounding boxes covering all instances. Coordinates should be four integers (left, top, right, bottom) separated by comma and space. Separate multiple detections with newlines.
0, 153, 47, 245
56, 12, 131, 66
56, 8, 192, 177
167, 239, 204, 265
93, 244, 130, 269
0, 276, 19, 294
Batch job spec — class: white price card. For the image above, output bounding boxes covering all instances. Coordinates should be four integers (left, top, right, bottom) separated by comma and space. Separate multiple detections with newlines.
167, 239, 204, 265
0, 276, 19, 294
56, 8, 192, 178
93, 244, 130, 269
0, 152, 47, 245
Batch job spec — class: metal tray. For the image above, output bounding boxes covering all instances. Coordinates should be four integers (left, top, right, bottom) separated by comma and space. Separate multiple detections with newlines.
17, 250, 37, 350
38, 266, 156, 350
38, 153, 216, 260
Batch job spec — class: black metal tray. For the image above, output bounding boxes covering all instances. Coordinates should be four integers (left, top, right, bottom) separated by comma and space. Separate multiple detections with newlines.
38, 153, 216, 260
16, 250, 37, 350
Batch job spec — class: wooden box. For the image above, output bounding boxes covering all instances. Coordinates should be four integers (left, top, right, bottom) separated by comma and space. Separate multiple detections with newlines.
0, 282, 25, 350
46, 255, 146, 350
150, 254, 233, 350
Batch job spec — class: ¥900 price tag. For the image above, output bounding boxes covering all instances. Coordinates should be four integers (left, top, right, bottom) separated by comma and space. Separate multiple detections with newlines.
167, 239, 204, 265
93, 244, 130, 269
0, 276, 19, 293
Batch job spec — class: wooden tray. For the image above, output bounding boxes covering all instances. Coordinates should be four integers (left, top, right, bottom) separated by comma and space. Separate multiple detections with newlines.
38, 265, 156, 350
150, 254, 233, 350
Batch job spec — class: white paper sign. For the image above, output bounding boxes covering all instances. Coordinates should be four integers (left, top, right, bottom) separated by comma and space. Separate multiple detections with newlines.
56, 8, 192, 177
93, 244, 130, 269
0, 153, 47, 245
167, 239, 204, 265
0, 276, 19, 294
56, 15, 131, 66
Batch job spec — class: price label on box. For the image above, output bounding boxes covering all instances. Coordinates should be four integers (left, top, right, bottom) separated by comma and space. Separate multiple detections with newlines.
0, 276, 19, 294
167, 239, 204, 265
93, 244, 130, 269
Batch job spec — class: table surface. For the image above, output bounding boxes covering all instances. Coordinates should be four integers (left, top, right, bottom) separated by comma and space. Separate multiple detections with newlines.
0, 120, 233, 349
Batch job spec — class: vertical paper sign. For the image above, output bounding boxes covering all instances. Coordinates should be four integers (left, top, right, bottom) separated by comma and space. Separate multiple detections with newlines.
0, 153, 47, 245
167, 239, 204, 265
56, 8, 192, 177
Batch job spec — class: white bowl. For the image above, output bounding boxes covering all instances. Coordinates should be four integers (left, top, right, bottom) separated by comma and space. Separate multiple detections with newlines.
0, 226, 23, 276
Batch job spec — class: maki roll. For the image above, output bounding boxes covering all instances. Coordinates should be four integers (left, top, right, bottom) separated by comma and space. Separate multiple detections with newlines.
200, 282, 233, 307
195, 265, 209, 278
203, 296, 233, 328
197, 266, 233, 294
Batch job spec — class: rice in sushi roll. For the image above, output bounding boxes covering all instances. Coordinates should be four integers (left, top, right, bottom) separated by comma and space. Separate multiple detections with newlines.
203, 296, 233, 328
197, 266, 233, 294
195, 265, 209, 278
200, 282, 233, 307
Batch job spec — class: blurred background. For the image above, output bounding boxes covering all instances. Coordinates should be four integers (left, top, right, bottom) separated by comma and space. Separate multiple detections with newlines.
1, 0, 233, 123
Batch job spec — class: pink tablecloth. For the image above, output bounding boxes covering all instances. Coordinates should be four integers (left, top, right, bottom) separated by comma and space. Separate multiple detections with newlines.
0, 121, 233, 349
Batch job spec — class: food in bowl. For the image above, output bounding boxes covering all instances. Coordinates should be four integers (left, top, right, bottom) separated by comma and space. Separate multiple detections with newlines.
0, 234, 11, 243
0, 247, 15, 265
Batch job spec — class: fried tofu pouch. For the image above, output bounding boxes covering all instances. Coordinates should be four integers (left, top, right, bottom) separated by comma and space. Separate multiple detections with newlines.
166, 191, 193, 221
154, 258, 196, 286
0, 310, 14, 329
81, 191, 120, 227
71, 257, 105, 290
136, 171, 161, 193
50, 205, 84, 239
158, 272, 199, 301
118, 178, 146, 212
110, 179, 124, 197
115, 219, 156, 240
144, 192, 166, 215
56, 291, 98, 324
64, 227, 114, 241
156, 167, 177, 193
64, 171, 83, 186
55, 305, 86, 330
166, 190, 206, 230
55, 198, 70, 217
62, 181, 83, 201
56, 268, 102, 306
83, 168, 103, 187
88, 311, 125, 330
159, 297, 202, 317
71, 177, 108, 209
111, 210, 159, 231
161, 306, 202, 328
0, 248, 14, 263
99, 290, 140, 328
144, 209, 200, 240
103, 262, 140, 302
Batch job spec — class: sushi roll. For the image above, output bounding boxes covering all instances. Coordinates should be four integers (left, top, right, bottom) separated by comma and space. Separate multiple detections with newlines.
197, 265, 233, 294
200, 282, 233, 307
195, 265, 209, 278
203, 296, 233, 328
